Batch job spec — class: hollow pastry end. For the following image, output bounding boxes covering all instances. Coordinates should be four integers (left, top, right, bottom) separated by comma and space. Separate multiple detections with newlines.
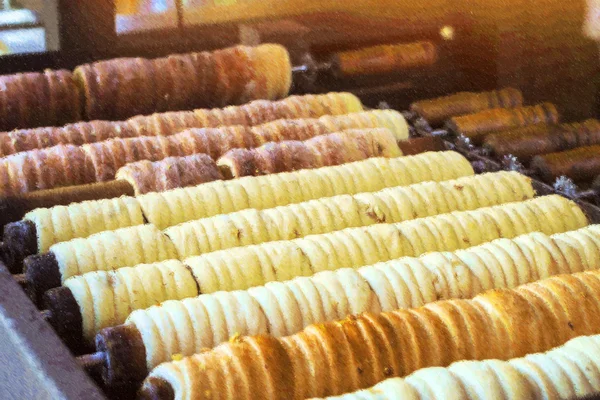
137, 377, 175, 400
24, 252, 61, 306
0, 196, 28, 234
43, 286, 88, 355
96, 324, 148, 388
2, 220, 37, 274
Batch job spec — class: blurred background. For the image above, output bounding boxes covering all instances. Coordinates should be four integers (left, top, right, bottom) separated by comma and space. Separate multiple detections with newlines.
0, 0, 596, 121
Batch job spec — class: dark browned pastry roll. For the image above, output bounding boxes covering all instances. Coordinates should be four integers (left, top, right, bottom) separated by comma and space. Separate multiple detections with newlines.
217, 128, 402, 178
0, 69, 81, 131
447, 103, 560, 144
115, 154, 222, 195
336, 41, 438, 77
0, 145, 96, 195
74, 44, 292, 120
410, 88, 524, 126
531, 145, 600, 183
483, 119, 600, 162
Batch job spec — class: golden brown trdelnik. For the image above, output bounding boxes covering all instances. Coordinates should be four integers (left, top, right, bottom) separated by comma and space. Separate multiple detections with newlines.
484, 119, 600, 162
74, 44, 292, 120
0, 92, 363, 157
115, 154, 222, 195
410, 88, 524, 126
447, 103, 560, 144
142, 266, 600, 400
0, 69, 81, 131
217, 128, 402, 178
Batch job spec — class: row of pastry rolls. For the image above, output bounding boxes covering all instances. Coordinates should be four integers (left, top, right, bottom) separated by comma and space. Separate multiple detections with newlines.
75, 44, 292, 121
446, 102, 560, 144
42, 171, 530, 286
135, 152, 471, 231
0, 125, 399, 196
215, 128, 403, 178
61, 195, 586, 344
113, 224, 600, 373
0, 69, 82, 131
23, 151, 472, 253
53, 109, 406, 194
483, 119, 600, 163
0, 104, 393, 216
409, 88, 524, 127
0, 108, 406, 196
140, 253, 600, 399
313, 333, 600, 400
0, 44, 293, 130
0, 92, 363, 157
115, 154, 223, 195
116, 133, 452, 199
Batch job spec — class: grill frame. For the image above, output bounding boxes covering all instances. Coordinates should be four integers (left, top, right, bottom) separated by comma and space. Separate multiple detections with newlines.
0, 261, 107, 399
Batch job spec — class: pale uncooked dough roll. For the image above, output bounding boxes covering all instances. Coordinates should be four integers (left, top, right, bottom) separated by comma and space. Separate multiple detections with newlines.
356, 257, 439, 313
164, 171, 532, 258
249, 268, 381, 337
127, 290, 267, 368
51, 224, 179, 282
124, 224, 600, 370
139, 151, 473, 230
313, 335, 600, 400
65, 260, 198, 343
184, 195, 586, 293
25, 197, 144, 253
